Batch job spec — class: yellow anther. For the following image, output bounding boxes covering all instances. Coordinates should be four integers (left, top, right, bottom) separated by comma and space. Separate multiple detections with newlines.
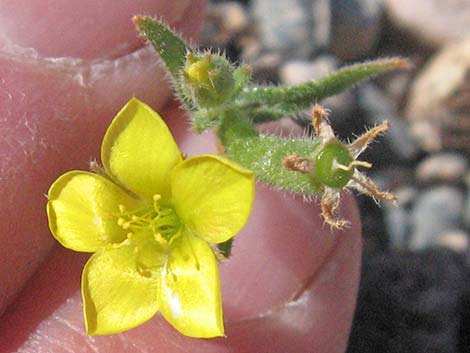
131, 215, 140, 221
154, 232, 167, 244
117, 218, 125, 226
153, 194, 161, 202
118, 204, 126, 213
122, 222, 130, 230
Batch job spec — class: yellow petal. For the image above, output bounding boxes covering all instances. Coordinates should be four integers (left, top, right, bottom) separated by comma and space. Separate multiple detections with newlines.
47, 171, 142, 252
171, 155, 255, 244
101, 98, 182, 200
82, 240, 160, 335
160, 233, 224, 338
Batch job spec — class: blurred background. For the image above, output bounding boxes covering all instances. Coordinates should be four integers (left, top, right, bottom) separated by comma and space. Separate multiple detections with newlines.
199, 0, 470, 352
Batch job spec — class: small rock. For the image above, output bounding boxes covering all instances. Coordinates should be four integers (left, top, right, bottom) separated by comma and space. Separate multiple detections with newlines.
410, 186, 465, 250
201, 2, 250, 48
358, 84, 419, 162
311, 0, 332, 50
377, 70, 413, 108
239, 34, 262, 63
394, 186, 418, 206
405, 38, 470, 153
279, 55, 356, 123
280, 56, 338, 86
329, 0, 384, 60
416, 152, 468, 184
436, 230, 470, 253
369, 167, 414, 191
216, 2, 249, 37
385, 0, 470, 48
248, 51, 283, 82
383, 186, 417, 249
251, 0, 314, 58
464, 174, 470, 228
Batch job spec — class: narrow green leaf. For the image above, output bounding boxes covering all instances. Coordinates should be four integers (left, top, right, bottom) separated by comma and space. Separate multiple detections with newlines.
239, 58, 410, 121
133, 16, 191, 78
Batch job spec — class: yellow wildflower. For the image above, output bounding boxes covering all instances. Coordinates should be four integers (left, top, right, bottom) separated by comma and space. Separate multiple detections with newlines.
46, 98, 254, 337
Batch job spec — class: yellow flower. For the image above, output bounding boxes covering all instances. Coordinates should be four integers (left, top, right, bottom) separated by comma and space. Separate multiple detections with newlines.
46, 98, 255, 338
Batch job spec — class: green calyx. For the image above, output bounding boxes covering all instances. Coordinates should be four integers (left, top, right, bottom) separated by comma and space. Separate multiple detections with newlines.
315, 143, 354, 188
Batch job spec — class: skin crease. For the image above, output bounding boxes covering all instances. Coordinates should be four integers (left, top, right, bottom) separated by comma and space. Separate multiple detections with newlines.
0, 1, 362, 352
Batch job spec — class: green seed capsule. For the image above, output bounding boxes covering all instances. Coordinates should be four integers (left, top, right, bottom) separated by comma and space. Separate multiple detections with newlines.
315, 143, 354, 188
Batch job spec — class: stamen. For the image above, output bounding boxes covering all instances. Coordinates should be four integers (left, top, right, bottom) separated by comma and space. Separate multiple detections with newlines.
115, 195, 181, 241
153, 194, 164, 214
154, 232, 167, 244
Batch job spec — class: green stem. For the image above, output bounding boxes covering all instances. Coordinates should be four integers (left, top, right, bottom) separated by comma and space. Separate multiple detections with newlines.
218, 112, 322, 195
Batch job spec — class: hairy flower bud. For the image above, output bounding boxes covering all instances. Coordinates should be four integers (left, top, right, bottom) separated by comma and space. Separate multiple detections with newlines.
182, 53, 236, 107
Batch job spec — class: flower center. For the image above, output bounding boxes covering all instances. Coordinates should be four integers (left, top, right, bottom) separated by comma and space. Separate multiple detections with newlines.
115, 195, 182, 278
116, 194, 181, 243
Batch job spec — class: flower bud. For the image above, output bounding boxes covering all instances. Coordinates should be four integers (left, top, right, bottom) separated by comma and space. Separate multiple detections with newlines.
182, 53, 236, 107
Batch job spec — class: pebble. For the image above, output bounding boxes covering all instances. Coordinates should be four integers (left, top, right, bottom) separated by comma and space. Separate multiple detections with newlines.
311, 0, 332, 51
436, 230, 470, 253
383, 186, 416, 249
377, 70, 413, 109
406, 38, 470, 153
201, 2, 250, 48
279, 55, 356, 124
385, 0, 470, 48
358, 84, 419, 162
251, 0, 314, 58
409, 186, 465, 250
416, 152, 468, 184
464, 174, 470, 229
279, 56, 339, 86
247, 51, 283, 82
329, 0, 384, 60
